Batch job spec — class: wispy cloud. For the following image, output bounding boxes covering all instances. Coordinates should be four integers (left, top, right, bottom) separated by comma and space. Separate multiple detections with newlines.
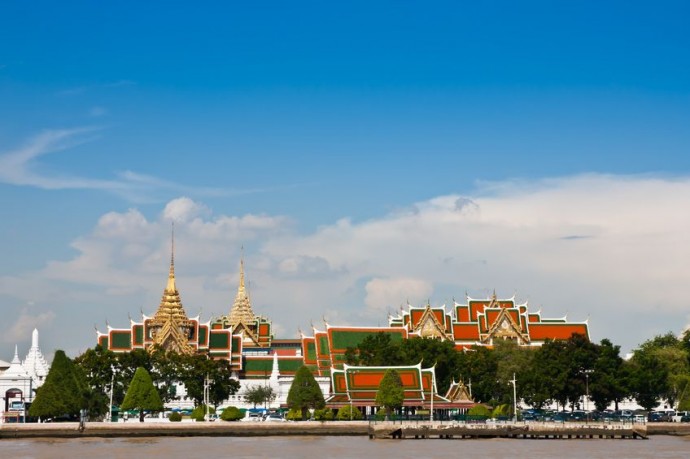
0, 130, 271, 202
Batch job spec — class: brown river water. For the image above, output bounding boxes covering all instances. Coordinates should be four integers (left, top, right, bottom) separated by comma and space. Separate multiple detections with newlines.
3, 435, 690, 459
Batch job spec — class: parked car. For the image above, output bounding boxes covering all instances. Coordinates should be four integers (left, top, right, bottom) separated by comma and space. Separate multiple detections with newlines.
264, 413, 286, 422
241, 412, 263, 422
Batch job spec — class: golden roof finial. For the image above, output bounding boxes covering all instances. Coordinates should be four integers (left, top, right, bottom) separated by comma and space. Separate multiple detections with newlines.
228, 247, 255, 326
166, 222, 176, 292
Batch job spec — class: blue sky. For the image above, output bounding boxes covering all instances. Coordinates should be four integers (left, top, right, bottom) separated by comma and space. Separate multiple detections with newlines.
1, 1, 690, 357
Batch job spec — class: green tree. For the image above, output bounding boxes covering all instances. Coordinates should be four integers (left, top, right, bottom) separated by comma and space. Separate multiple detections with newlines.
589, 339, 629, 411
287, 366, 325, 420
30, 350, 88, 420
456, 346, 500, 404
121, 367, 164, 422
244, 385, 276, 408
376, 369, 404, 420
346, 332, 406, 366
174, 352, 240, 406
401, 337, 462, 395
628, 333, 690, 410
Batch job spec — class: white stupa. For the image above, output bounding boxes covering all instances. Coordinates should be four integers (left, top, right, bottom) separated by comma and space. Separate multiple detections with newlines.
3, 345, 30, 378
22, 328, 50, 388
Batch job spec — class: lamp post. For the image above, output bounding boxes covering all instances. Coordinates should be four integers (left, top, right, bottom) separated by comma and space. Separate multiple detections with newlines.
584, 369, 593, 422
108, 366, 116, 423
509, 373, 517, 423
204, 374, 211, 421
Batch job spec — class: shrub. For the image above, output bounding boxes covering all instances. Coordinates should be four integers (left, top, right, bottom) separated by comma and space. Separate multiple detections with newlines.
169, 412, 182, 422
467, 405, 491, 419
313, 408, 334, 421
492, 404, 510, 419
336, 405, 363, 420
191, 404, 216, 422
219, 406, 243, 421
285, 407, 303, 421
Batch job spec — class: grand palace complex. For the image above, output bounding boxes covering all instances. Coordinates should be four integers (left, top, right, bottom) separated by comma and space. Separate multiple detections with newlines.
96, 240, 590, 414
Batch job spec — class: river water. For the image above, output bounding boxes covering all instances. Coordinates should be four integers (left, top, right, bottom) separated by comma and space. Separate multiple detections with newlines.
3, 435, 690, 459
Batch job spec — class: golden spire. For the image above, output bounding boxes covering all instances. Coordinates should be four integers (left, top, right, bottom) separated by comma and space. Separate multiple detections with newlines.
228, 249, 256, 327
149, 222, 194, 354
166, 222, 176, 292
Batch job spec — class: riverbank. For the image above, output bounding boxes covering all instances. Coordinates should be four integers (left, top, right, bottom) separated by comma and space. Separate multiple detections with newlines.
1, 421, 689, 439
0, 421, 370, 439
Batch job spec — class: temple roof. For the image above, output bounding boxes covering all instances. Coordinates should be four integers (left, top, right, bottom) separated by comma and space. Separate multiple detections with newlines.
22, 328, 50, 386
228, 257, 256, 326
148, 232, 194, 354
1, 345, 30, 379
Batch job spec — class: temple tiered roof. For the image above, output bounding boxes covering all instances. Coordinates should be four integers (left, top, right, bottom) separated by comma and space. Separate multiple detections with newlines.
147, 234, 195, 354
21, 328, 50, 388
228, 258, 256, 326
2, 346, 30, 378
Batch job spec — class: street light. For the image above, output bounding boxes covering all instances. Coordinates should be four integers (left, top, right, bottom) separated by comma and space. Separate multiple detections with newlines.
508, 373, 517, 423
583, 369, 593, 422
108, 365, 116, 423
204, 374, 211, 421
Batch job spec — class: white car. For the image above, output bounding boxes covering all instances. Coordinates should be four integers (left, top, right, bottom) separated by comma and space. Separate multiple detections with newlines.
241, 412, 263, 422
264, 413, 286, 422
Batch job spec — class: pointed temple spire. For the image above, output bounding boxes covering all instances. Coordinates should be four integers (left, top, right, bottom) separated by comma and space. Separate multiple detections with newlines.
228, 250, 256, 327
166, 222, 177, 292
148, 225, 194, 354
23, 328, 50, 387
4, 344, 29, 378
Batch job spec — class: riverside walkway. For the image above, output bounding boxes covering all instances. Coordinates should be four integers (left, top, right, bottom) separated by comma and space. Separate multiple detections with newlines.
368, 421, 651, 440
2, 420, 689, 440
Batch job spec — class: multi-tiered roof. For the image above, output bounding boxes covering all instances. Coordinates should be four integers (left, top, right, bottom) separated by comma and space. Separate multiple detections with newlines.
147, 236, 195, 354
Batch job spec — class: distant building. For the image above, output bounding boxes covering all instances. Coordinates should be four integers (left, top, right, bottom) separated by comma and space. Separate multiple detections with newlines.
96, 232, 590, 414
388, 293, 589, 349
0, 329, 50, 421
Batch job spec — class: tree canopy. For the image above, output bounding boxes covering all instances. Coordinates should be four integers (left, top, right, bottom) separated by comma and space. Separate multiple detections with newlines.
121, 367, 164, 422
287, 365, 325, 420
29, 350, 89, 420
376, 369, 404, 419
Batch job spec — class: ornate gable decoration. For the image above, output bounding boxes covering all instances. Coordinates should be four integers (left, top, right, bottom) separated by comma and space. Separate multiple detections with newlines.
482, 307, 530, 345
413, 305, 450, 340
445, 380, 474, 403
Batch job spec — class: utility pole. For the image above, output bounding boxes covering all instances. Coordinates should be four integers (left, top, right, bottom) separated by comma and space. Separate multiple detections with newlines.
509, 373, 517, 423
584, 369, 593, 422
204, 374, 210, 421
108, 366, 115, 423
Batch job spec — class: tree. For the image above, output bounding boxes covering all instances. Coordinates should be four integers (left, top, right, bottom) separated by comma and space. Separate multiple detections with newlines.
175, 352, 240, 407
346, 332, 406, 366
287, 366, 325, 420
121, 367, 164, 422
628, 333, 690, 410
376, 369, 404, 420
401, 337, 462, 395
244, 385, 276, 409
589, 339, 629, 411
29, 350, 88, 420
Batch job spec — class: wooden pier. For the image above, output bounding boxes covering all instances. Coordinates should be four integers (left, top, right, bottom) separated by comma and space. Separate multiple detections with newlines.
369, 422, 648, 440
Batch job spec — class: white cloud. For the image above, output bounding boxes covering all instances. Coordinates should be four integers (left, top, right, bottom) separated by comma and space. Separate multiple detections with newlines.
162, 197, 209, 223
2, 308, 56, 345
364, 277, 434, 316
2, 174, 690, 355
